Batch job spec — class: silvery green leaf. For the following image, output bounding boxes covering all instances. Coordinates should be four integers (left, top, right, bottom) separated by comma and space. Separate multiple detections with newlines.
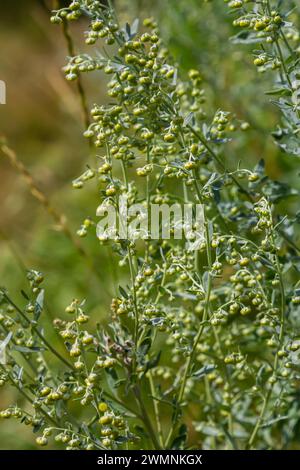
183, 112, 194, 127
192, 364, 215, 378
231, 31, 263, 44
0, 332, 12, 364
131, 18, 139, 36
34, 289, 44, 321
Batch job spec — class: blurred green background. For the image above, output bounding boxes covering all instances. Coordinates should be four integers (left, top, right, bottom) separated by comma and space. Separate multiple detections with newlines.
0, 0, 298, 449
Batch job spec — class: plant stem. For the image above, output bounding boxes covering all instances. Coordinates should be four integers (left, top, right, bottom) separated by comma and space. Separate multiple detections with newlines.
0, 363, 58, 427
246, 230, 285, 448
52, 0, 92, 142
2, 292, 74, 371
165, 175, 213, 448
133, 385, 161, 450
148, 371, 164, 448
186, 127, 300, 253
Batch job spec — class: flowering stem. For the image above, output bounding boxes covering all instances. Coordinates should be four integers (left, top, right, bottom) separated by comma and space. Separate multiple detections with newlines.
0, 363, 58, 427
2, 292, 74, 371
165, 175, 213, 448
247, 229, 285, 448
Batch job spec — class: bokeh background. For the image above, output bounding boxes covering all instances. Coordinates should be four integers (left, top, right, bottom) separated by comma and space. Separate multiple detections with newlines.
0, 0, 299, 449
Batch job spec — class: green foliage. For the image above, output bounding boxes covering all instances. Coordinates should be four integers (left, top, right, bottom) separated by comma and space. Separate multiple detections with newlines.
225, 0, 300, 156
1, 0, 300, 450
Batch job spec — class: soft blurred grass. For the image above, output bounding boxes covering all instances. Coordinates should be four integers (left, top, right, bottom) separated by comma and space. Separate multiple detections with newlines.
0, 0, 299, 449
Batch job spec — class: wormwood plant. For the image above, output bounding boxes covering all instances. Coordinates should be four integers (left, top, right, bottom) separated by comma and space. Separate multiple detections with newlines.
1, 0, 300, 450
225, 0, 300, 155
